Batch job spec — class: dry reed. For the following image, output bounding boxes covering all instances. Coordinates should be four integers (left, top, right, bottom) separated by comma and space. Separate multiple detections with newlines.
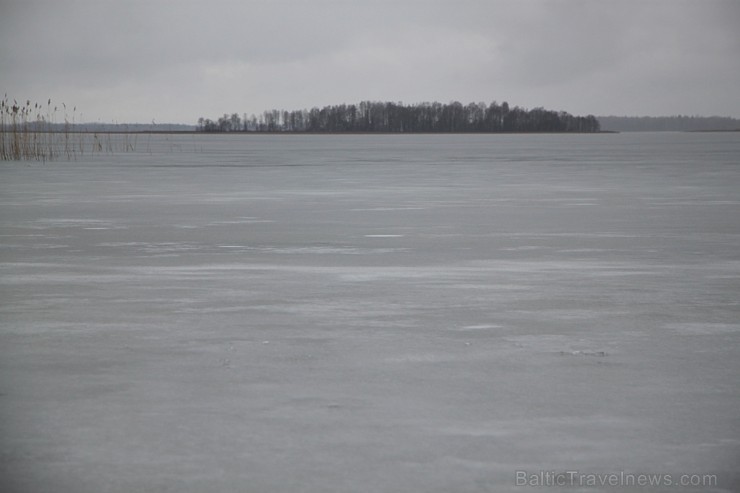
1, 95, 138, 161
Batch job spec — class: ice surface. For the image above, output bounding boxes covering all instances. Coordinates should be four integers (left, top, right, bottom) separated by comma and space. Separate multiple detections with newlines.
1, 133, 739, 492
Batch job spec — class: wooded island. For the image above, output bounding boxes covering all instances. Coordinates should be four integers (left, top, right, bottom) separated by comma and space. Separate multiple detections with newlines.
197, 100, 601, 133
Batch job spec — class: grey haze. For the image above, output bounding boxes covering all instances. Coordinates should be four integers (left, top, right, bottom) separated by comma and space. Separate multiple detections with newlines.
1, 0, 739, 123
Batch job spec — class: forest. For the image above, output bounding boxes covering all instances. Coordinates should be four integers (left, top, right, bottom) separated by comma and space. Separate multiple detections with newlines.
197, 101, 601, 133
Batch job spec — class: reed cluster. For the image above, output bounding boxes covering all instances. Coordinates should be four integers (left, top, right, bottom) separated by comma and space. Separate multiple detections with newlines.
1, 97, 54, 160
1, 95, 137, 161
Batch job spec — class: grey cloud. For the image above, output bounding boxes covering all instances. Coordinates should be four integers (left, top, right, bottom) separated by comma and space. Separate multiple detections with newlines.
1, 0, 738, 123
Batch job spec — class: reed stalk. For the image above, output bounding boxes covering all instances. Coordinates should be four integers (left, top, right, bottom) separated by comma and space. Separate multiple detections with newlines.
1, 95, 138, 161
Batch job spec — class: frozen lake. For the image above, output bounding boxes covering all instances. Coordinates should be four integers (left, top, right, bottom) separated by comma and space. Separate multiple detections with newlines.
1, 133, 739, 492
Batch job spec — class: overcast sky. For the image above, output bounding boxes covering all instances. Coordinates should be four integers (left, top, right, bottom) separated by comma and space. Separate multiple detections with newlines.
1, 0, 739, 124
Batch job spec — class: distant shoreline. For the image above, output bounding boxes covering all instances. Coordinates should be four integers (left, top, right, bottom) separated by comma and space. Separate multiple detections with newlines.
12, 128, 740, 135
687, 128, 740, 133
11, 130, 621, 135
597, 115, 740, 132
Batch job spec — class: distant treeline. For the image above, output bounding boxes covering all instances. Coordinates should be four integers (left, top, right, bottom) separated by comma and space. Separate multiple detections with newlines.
598, 116, 740, 132
18, 122, 195, 133
198, 101, 600, 133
